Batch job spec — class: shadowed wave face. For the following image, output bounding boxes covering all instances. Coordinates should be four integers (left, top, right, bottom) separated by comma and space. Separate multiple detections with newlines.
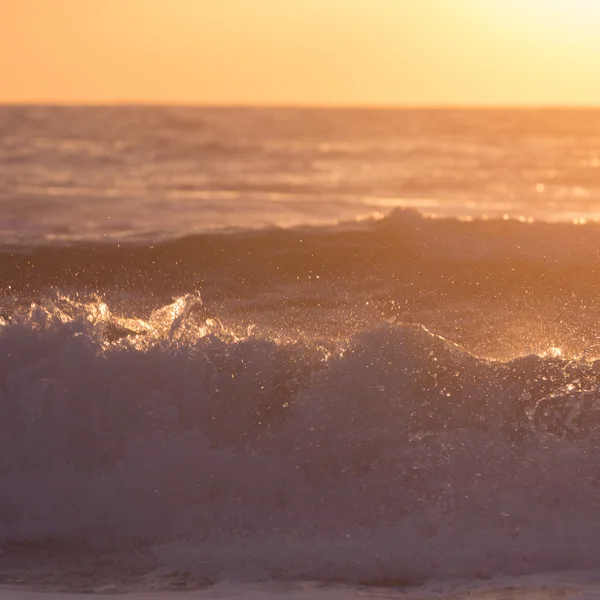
2, 208, 600, 359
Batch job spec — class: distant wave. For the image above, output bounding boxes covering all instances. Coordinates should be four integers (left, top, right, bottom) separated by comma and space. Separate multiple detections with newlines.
3, 295, 600, 582
1, 209, 600, 298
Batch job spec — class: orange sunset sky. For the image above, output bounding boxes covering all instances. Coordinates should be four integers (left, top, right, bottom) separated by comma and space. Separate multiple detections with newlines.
2, 0, 600, 106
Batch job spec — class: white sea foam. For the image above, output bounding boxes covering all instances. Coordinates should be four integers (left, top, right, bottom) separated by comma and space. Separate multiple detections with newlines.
2, 296, 600, 584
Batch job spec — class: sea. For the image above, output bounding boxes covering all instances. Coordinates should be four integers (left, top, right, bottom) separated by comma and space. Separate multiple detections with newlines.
2, 106, 600, 599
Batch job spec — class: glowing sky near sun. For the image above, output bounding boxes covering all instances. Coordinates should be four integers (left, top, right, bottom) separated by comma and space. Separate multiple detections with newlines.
2, 0, 600, 105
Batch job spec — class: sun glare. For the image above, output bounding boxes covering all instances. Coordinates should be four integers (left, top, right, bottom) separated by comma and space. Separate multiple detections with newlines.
492, 0, 600, 36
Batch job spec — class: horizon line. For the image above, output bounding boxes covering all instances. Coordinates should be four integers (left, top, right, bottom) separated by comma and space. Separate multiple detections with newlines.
2, 100, 600, 110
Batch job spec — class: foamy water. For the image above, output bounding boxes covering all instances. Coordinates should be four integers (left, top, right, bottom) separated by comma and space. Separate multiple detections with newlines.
2, 107, 600, 597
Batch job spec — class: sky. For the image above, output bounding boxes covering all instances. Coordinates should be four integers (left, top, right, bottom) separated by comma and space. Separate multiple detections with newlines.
2, 0, 600, 106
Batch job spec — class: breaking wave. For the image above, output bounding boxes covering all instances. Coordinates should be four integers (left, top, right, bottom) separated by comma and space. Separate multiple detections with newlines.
3, 294, 600, 582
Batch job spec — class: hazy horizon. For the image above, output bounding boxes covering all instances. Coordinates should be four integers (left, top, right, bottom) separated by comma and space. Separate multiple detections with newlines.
4, 101, 600, 109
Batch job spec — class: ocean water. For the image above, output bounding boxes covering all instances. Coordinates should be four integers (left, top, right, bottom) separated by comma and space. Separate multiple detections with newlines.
3, 107, 600, 599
